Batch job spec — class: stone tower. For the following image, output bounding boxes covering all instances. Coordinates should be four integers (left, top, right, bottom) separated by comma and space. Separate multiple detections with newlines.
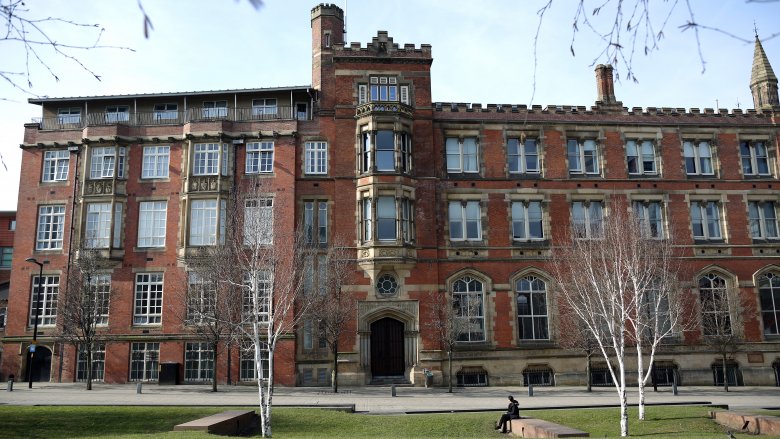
750, 36, 779, 110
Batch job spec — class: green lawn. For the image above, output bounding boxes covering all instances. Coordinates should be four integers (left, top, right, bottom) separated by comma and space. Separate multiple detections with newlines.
0, 405, 773, 438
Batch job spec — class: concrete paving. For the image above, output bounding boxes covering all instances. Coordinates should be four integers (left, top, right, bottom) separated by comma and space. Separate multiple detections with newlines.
1, 382, 778, 414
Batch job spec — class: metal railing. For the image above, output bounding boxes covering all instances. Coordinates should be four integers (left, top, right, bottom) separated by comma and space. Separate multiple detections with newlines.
31, 105, 301, 130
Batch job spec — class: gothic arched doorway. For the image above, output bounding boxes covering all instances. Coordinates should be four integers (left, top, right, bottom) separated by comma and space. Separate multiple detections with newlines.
28, 346, 52, 382
370, 317, 404, 377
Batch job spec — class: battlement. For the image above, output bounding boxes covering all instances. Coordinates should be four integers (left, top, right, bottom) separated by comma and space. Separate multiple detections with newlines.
433, 102, 772, 119
311, 3, 344, 20
334, 31, 432, 59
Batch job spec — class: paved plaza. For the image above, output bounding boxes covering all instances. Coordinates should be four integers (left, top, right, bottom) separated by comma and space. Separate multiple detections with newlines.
1, 383, 778, 414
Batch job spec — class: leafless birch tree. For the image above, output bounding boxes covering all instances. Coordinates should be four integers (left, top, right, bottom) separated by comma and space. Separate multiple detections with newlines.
698, 274, 745, 392
58, 246, 112, 390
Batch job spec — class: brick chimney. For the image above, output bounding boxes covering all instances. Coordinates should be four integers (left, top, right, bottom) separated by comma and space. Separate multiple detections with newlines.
595, 64, 616, 104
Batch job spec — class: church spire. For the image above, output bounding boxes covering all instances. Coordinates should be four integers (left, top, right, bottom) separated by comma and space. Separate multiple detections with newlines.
750, 36, 779, 109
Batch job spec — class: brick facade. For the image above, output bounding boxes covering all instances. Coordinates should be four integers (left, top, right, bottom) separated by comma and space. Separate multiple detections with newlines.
2, 4, 780, 388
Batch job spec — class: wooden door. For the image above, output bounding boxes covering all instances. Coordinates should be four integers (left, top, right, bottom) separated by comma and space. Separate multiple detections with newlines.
370, 318, 404, 376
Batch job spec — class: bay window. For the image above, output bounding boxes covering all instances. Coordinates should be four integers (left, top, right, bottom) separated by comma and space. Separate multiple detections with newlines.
360, 194, 414, 244
189, 199, 226, 246
359, 128, 412, 174
193, 143, 228, 176
90, 146, 126, 179
85, 202, 123, 249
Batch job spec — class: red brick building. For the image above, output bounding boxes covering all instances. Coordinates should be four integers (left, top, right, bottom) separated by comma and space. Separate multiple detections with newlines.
2, 4, 780, 387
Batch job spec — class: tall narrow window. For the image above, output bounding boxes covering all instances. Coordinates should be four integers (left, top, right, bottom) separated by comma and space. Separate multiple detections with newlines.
246, 142, 274, 174
740, 141, 770, 177
375, 130, 395, 171
633, 201, 665, 238
400, 132, 412, 173
244, 198, 273, 245
626, 140, 657, 175
129, 342, 159, 381
511, 201, 544, 241
142, 146, 170, 179
516, 276, 548, 340
699, 273, 730, 336
684, 141, 714, 176
376, 196, 396, 241
508, 138, 540, 174
36, 205, 65, 250
189, 199, 226, 246
42, 150, 69, 182
187, 272, 216, 324
138, 201, 167, 248
304, 141, 328, 175
29, 275, 59, 326
401, 198, 414, 243
449, 201, 481, 241
360, 128, 372, 173
567, 139, 599, 175
749, 201, 779, 239
134, 273, 163, 325
759, 272, 780, 335
452, 276, 485, 342
690, 201, 722, 240
446, 137, 478, 173
571, 201, 603, 239
243, 270, 271, 322
304, 201, 328, 245
85, 203, 112, 249
362, 198, 372, 242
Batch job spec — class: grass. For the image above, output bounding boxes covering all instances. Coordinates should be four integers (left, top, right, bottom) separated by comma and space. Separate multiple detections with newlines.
0, 405, 774, 438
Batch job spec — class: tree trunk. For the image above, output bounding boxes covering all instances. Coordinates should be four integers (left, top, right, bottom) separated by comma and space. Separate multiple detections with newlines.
619, 388, 628, 437
86, 347, 93, 391
212, 345, 218, 392
331, 340, 339, 393
722, 353, 729, 392
447, 348, 453, 393
226, 344, 232, 386
586, 353, 592, 393
637, 345, 645, 420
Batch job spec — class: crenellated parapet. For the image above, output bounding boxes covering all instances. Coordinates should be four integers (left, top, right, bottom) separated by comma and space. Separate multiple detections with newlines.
334, 31, 432, 62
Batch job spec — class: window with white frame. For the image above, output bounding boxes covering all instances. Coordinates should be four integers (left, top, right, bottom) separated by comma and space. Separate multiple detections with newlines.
240, 341, 269, 381
105, 106, 129, 123
358, 77, 409, 105
90, 146, 126, 179
0, 247, 11, 268
446, 137, 478, 173
202, 100, 227, 119
42, 150, 69, 182
189, 199, 226, 246
187, 272, 215, 324
129, 342, 159, 381
252, 99, 278, 118
193, 143, 228, 176
516, 275, 549, 340
76, 343, 105, 382
571, 200, 603, 239
449, 200, 481, 241
304, 141, 328, 175
142, 146, 170, 179
626, 140, 657, 175
633, 200, 665, 238
29, 275, 59, 326
452, 275, 485, 342
740, 141, 771, 177
749, 201, 779, 239
758, 272, 780, 335
683, 141, 714, 176
138, 201, 167, 247
511, 201, 544, 241
88, 274, 111, 325
184, 342, 214, 382
244, 198, 273, 245
36, 205, 65, 250
85, 203, 112, 248
57, 107, 81, 125
243, 270, 271, 322
246, 141, 274, 174
304, 200, 328, 245
699, 273, 731, 336
133, 273, 163, 325
690, 201, 723, 240
153, 103, 178, 120
507, 138, 540, 174
567, 139, 600, 175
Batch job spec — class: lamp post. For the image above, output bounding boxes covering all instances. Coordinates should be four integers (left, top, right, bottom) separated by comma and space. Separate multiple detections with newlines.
25, 257, 46, 389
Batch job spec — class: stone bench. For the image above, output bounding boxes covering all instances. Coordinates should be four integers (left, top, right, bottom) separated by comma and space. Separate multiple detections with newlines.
174, 410, 257, 435
710, 410, 780, 435
509, 417, 589, 438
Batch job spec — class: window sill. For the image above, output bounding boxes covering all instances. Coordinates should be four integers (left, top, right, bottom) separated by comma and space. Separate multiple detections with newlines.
508, 173, 542, 179
446, 172, 482, 179
455, 342, 491, 350
627, 173, 661, 179
449, 240, 485, 248
133, 246, 167, 253
517, 340, 556, 349
568, 173, 603, 178
685, 174, 717, 179
138, 177, 171, 183
243, 172, 275, 178
692, 239, 726, 245
512, 239, 548, 248
742, 174, 775, 180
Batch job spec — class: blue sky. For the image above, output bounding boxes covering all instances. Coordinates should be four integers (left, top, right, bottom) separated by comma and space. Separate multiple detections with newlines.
0, 0, 778, 211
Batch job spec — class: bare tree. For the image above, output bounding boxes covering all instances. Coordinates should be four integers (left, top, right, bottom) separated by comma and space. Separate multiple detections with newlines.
177, 246, 243, 392
423, 288, 483, 393
698, 275, 745, 392
58, 246, 112, 390
305, 239, 356, 394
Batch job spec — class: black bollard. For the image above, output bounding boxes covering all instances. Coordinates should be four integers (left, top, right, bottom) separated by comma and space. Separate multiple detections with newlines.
136, 382, 143, 394
391, 384, 396, 397
7, 379, 13, 392
528, 383, 534, 397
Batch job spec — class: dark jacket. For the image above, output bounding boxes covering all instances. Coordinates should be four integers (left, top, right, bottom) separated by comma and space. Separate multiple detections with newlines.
507, 400, 520, 419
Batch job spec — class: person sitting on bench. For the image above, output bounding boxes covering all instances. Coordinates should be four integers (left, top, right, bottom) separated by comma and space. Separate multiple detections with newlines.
495, 395, 520, 433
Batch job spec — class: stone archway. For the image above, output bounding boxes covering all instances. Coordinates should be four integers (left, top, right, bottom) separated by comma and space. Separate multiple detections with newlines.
357, 300, 419, 381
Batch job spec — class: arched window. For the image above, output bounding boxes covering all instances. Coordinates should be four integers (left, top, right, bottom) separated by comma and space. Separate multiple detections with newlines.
452, 275, 485, 342
699, 273, 731, 336
759, 272, 780, 335
516, 275, 548, 340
